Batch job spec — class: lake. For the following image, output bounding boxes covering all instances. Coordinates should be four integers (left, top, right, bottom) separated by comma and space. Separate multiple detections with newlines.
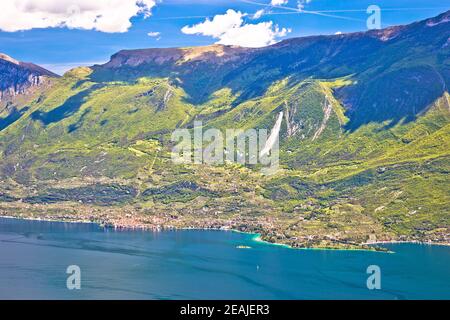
0, 217, 449, 299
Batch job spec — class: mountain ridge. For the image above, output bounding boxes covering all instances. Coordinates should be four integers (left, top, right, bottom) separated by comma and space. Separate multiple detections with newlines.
90, 10, 449, 130
94, 9, 450, 67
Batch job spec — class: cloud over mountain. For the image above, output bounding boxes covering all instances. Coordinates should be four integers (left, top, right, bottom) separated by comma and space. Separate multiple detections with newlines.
181, 9, 290, 48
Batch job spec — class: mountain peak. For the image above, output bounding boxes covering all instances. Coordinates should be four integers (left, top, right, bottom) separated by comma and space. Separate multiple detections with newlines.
0, 53, 20, 65
426, 10, 450, 27
0, 53, 59, 101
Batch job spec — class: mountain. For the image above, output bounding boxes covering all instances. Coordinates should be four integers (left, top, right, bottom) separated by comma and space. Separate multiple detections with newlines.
0, 53, 59, 101
92, 10, 449, 129
0, 11, 449, 249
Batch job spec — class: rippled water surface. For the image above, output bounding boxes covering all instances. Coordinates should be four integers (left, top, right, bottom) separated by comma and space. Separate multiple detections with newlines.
0, 217, 449, 299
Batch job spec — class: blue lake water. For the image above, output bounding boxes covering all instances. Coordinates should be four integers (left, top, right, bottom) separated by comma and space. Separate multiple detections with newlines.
0, 217, 449, 300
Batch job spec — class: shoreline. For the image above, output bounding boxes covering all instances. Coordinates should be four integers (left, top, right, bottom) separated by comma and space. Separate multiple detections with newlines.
363, 240, 450, 247
1, 215, 448, 251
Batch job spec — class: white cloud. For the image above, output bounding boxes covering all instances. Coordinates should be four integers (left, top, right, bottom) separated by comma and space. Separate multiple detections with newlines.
252, 9, 265, 19
271, 0, 288, 5
0, 0, 157, 33
217, 22, 290, 47
297, 0, 312, 10
181, 9, 291, 48
335, 31, 342, 35
181, 9, 244, 38
147, 31, 161, 40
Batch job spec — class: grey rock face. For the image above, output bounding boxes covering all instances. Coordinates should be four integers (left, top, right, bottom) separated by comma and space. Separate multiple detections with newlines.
0, 53, 59, 101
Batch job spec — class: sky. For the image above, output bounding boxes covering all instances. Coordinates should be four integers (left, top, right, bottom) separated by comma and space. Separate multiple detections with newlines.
0, 0, 449, 74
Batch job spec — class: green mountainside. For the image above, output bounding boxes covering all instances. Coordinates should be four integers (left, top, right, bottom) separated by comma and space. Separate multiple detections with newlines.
0, 11, 449, 249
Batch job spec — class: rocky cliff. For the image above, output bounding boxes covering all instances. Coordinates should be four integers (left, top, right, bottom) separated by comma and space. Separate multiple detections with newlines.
0, 53, 58, 101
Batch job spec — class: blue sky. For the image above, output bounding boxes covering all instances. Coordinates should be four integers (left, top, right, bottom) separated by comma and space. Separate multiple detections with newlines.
1, 0, 449, 74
